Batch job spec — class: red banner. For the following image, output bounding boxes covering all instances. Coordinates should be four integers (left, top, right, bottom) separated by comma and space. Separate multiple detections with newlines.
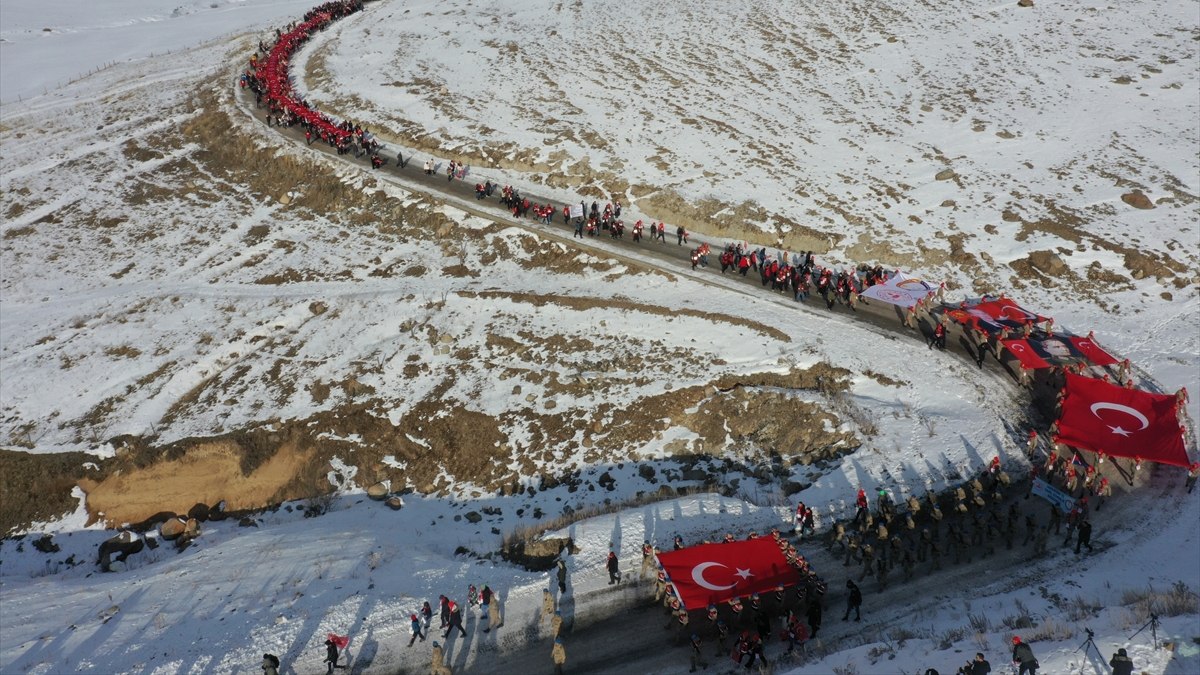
1068, 336, 1118, 366
1003, 339, 1051, 369
656, 538, 801, 610
972, 297, 1047, 326
1057, 373, 1189, 466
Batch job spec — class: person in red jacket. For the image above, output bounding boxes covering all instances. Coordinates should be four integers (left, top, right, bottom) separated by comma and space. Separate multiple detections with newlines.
930, 323, 947, 350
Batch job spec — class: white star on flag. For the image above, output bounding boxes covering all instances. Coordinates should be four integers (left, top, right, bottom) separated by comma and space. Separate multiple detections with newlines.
734, 568, 754, 580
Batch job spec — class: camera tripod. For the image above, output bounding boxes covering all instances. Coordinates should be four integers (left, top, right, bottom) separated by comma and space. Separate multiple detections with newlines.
1129, 613, 1161, 648
1075, 627, 1104, 664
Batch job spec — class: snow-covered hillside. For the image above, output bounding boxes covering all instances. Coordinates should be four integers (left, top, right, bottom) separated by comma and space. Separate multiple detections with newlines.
0, 0, 1197, 673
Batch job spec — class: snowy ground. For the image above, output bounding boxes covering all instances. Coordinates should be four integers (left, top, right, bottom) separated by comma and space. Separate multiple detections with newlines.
0, 0, 1197, 673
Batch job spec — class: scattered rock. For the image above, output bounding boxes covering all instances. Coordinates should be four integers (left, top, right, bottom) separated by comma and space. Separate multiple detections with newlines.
309, 301, 328, 315
1028, 250, 1067, 276
208, 500, 228, 521
681, 468, 710, 482
97, 531, 144, 572
278, 194, 292, 205
1120, 191, 1155, 209
187, 502, 210, 522
385, 495, 405, 510
238, 516, 259, 528
1017, 0, 1033, 6
935, 169, 957, 181
598, 471, 616, 491
465, 511, 483, 523
183, 518, 201, 538
638, 464, 657, 482
160, 517, 188, 540
940, 200, 957, 207
367, 482, 389, 501
545, 399, 557, 410
511, 385, 522, 395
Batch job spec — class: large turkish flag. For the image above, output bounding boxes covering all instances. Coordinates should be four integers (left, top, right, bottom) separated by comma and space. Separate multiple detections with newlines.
1057, 373, 1189, 466
655, 538, 801, 610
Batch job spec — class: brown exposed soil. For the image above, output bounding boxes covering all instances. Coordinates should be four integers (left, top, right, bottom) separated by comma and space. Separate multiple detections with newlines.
79, 440, 315, 525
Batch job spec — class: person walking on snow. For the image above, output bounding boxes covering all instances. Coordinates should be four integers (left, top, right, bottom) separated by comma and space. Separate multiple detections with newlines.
323, 639, 344, 674
1075, 518, 1094, 554
556, 559, 568, 594
688, 633, 709, 672
483, 586, 503, 631
551, 636, 566, 675
261, 654, 281, 675
1011, 636, 1038, 675
408, 613, 426, 646
606, 551, 622, 584
842, 579, 862, 621
641, 541, 656, 578
542, 588, 556, 626
443, 600, 466, 638
421, 600, 433, 629
430, 641, 452, 675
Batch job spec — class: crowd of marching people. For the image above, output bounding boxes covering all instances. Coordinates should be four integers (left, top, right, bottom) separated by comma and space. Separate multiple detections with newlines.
623, 424, 1158, 674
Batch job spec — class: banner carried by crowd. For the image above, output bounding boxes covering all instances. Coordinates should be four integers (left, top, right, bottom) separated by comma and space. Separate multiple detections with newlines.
1056, 373, 1188, 467
655, 538, 801, 610
858, 272, 937, 308
942, 296, 1049, 334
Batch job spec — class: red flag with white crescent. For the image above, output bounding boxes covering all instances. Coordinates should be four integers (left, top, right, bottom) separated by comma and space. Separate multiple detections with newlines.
655, 538, 801, 610
1002, 339, 1051, 369
1057, 373, 1189, 466
1067, 336, 1118, 366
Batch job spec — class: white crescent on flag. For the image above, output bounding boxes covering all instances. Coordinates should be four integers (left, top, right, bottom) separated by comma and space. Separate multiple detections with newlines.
1090, 402, 1150, 437
691, 562, 737, 591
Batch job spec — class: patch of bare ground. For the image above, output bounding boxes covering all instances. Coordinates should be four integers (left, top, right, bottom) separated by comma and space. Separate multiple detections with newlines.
636, 191, 839, 254
1010, 195, 1191, 286
79, 439, 316, 526
0, 449, 111, 534
460, 289, 790, 342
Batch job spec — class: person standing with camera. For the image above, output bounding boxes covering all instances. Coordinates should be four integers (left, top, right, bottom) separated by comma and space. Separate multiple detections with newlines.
1109, 648, 1134, 675
956, 652, 990, 675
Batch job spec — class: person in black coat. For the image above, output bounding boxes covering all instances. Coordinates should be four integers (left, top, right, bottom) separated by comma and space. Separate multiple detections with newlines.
1075, 519, 1094, 554
957, 652, 990, 675
323, 640, 340, 674
1011, 636, 1038, 675
1109, 648, 1133, 675
606, 551, 622, 584
806, 599, 823, 638
842, 580, 862, 621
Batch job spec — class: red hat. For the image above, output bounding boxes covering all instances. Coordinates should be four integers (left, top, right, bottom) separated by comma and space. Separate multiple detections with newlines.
1012, 636, 1021, 644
